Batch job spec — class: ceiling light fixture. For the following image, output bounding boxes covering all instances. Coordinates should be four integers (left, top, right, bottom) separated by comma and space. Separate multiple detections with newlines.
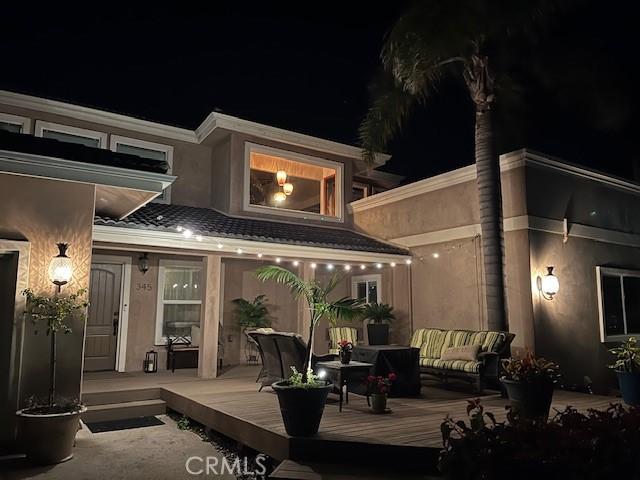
283, 182, 294, 196
273, 191, 287, 203
276, 170, 287, 186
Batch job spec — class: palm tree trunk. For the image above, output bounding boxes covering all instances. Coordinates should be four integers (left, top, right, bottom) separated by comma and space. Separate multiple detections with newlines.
475, 107, 507, 331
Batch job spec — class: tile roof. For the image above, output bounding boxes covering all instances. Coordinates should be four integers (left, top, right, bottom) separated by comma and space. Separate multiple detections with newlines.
94, 203, 408, 256
0, 130, 169, 174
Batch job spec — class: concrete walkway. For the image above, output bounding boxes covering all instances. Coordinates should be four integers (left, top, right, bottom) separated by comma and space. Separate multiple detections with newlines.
1, 415, 238, 480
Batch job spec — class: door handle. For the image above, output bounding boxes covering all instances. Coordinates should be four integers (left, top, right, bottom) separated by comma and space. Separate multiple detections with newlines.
113, 312, 119, 336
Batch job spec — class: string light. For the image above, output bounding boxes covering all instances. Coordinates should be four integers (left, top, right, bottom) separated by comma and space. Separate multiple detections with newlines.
390, 262, 396, 267
310, 263, 317, 269
405, 259, 412, 265
327, 264, 334, 270
432, 252, 440, 259
376, 263, 383, 269
182, 229, 193, 239
344, 264, 351, 271
236, 248, 243, 254
275, 257, 281, 263
176, 226, 183, 232
293, 260, 299, 266
217, 243, 223, 249
195, 235, 203, 242
257, 253, 263, 258
360, 264, 366, 270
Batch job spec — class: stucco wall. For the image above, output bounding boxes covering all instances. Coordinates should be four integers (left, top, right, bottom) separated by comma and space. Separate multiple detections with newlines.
530, 231, 640, 393
0, 173, 94, 408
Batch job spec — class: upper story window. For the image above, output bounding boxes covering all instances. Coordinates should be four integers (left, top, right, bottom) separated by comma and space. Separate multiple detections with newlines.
0, 113, 31, 134
597, 266, 640, 342
110, 135, 174, 204
244, 143, 344, 221
352, 274, 382, 304
34, 120, 107, 148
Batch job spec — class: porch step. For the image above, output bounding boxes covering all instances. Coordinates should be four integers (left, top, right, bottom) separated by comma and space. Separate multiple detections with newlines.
81, 399, 167, 423
82, 387, 161, 406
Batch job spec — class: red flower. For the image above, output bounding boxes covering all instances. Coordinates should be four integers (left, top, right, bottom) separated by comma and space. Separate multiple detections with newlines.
367, 375, 376, 383
388, 372, 397, 381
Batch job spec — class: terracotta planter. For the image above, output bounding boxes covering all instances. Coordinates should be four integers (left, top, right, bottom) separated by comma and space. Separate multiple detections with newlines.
501, 378, 554, 420
272, 381, 333, 436
370, 393, 388, 413
16, 406, 86, 464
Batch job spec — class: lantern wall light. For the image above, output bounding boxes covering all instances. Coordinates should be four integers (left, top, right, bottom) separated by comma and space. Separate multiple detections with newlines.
537, 266, 560, 300
138, 252, 150, 275
48, 243, 73, 291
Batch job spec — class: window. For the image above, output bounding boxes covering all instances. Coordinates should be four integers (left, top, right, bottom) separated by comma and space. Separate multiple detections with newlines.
0, 113, 31, 134
155, 260, 202, 344
244, 143, 343, 221
34, 121, 107, 148
597, 267, 640, 342
110, 135, 174, 203
352, 182, 369, 202
352, 275, 381, 304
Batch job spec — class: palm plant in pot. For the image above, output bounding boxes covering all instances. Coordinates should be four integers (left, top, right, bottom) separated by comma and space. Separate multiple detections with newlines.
256, 265, 363, 436
17, 288, 88, 464
500, 352, 560, 421
362, 302, 394, 345
608, 337, 640, 406
232, 294, 272, 330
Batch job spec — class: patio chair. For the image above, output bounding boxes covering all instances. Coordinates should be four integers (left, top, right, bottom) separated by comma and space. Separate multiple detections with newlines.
247, 330, 334, 391
328, 326, 359, 354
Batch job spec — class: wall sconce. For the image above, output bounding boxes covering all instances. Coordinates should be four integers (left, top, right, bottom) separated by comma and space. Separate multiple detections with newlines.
48, 243, 73, 291
537, 266, 559, 300
138, 252, 150, 275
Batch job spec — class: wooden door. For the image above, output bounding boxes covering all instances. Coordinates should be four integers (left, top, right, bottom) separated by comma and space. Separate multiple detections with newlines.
83, 263, 122, 371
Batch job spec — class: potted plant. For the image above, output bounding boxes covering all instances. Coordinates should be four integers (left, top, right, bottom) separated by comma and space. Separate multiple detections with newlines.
256, 265, 363, 436
362, 302, 394, 345
232, 294, 272, 330
608, 336, 640, 406
337, 340, 353, 364
500, 352, 560, 421
366, 372, 397, 413
16, 288, 88, 464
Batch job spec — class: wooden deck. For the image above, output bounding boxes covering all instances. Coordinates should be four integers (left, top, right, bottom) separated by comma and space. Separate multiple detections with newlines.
83, 367, 621, 473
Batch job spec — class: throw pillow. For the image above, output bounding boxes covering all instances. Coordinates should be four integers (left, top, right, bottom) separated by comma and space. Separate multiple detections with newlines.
440, 344, 480, 362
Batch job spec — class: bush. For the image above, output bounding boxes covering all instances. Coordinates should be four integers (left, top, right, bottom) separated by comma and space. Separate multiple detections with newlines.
439, 399, 640, 480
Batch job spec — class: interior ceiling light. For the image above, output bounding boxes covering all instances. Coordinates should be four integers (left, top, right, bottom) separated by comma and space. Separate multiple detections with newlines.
283, 182, 294, 196
276, 170, 287, 186
274, 191, 287, 203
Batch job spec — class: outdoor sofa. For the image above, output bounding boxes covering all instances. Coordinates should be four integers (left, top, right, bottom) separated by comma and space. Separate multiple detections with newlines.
410, 328, 515, 392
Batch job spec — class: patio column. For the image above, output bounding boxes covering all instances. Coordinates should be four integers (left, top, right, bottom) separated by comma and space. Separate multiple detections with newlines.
198, 254, 221, 378
298, 262, 315, 344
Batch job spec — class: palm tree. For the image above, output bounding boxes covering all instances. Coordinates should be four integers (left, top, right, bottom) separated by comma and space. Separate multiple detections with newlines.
256, 266, 363, 382
360, 1, 551, 331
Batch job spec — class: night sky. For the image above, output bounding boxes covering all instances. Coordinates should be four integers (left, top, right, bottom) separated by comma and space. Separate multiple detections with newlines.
2, 1, 639, 183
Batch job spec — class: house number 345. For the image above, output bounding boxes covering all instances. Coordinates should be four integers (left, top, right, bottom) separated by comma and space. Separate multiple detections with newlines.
136, 283, 153, 291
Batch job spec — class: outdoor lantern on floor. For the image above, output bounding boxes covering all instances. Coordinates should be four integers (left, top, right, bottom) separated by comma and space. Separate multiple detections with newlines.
144, 350, 158, 373
48, 243, 73, 292
538, 266, 560, 300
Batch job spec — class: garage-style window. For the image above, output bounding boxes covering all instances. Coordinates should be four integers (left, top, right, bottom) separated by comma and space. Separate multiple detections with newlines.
597, 266, 640, 342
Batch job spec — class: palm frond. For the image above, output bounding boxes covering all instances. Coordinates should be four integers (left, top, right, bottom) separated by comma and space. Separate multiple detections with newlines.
255, 265, 311, 301
326, 297, 365, 323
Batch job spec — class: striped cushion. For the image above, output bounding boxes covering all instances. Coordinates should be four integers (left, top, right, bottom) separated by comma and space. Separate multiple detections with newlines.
410, 329, 428, 349
419, 357, 481, 373
482, 331, 505, 352
328, 327, 358, 354
418, 329, 447, 358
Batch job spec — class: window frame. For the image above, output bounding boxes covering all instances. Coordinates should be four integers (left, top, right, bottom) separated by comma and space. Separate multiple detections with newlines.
243, 142, 344, 222
155, 259, 203, 345
110, 134, 174, 204
0, 112, 32, 134
34, 120, 107, 148
351, 274, 382, 304
596, 266, 640, 342
352, 182, 370, 202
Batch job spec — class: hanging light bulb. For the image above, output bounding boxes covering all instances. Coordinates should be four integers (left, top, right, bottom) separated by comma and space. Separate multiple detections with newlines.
276, 170, 287, 186
283, 182, 294, 196
274, 191, 287, 203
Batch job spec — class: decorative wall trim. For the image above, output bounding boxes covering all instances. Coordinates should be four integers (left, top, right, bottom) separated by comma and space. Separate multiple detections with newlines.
350, 149, 640, 213
389, 214, 640, 249
92, 225, 411, 263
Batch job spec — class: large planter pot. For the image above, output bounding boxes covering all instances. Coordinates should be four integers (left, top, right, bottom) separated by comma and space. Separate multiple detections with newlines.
367, 323, 389, 345
16, 405, 87, 464
616, 371, 640, 406
272, 381, 333, 436
501, 378, 554, 420
370, 393, 388, 413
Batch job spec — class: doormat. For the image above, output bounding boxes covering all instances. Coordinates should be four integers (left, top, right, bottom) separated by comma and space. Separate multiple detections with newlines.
86, 416, 164, 433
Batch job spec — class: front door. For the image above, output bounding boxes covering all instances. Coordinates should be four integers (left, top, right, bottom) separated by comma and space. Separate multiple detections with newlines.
83, 263, 122, 371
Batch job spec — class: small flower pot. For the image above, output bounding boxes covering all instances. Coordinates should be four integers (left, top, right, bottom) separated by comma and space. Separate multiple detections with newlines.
339, 350, 352, 365
370, 393, 388, 413
272, 380, 333, 436
16, 405, 87, 464
616, 371, 640, 406
501, 378, 554, 421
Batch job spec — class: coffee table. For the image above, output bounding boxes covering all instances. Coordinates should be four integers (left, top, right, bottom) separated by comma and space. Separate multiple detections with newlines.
351, 345, 421, 397
315, 360, 374, 412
